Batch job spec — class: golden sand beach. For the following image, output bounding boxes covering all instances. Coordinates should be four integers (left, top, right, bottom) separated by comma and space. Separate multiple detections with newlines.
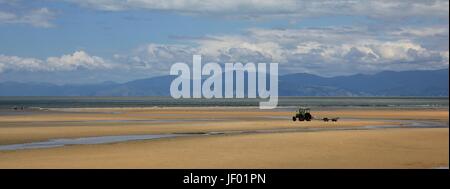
0, 107, 448, 168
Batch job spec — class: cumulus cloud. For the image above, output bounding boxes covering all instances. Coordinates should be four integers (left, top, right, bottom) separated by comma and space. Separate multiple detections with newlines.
116, 26, 448, 76
0, 51, 112, 73
0, 8, 55, 28
46, 51, 113, 71
0, 55, 43, 72
113, 44, 196, 74
68, 0, 449, 19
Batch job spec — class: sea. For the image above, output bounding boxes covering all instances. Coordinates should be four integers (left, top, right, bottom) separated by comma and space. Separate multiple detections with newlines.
0, 96, 448, 109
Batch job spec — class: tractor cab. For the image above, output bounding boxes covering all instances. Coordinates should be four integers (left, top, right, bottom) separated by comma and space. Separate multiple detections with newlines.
298, 108, 310, 114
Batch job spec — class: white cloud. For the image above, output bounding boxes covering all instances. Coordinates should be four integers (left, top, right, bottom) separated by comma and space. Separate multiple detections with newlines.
21, 8, 55, 28
69, 0, 449, 19
390, 26, 449, 37
70, 0, 297, 14
0, 51, 112, 72
112, 44, 196, 74
0, 54, 43, 72
117, 26, 448, 76
0, 8, 55, 28
46, 51, 112, 71
0, 11, 17, 22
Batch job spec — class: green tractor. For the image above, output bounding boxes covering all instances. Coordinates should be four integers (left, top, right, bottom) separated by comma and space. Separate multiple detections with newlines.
292, 107, 313, 121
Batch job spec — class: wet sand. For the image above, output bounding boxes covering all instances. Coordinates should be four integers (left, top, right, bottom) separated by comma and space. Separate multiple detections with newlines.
0, 107, 448, 168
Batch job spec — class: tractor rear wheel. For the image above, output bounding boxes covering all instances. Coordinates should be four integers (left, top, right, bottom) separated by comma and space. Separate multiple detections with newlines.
305, 113, 312, 121
298, 114, 305, 121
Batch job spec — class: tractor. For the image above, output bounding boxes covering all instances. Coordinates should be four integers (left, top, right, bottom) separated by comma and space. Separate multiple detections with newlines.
292, 107, 313, 121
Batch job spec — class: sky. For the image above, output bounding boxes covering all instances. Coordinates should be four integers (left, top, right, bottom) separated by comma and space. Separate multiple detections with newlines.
0, 0, 449, 84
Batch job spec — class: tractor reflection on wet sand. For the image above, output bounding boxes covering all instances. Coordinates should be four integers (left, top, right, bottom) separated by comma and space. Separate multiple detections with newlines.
292, 107, 313, 121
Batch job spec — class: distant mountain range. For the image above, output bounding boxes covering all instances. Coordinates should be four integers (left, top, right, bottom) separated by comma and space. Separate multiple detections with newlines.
0, 69, 448, 96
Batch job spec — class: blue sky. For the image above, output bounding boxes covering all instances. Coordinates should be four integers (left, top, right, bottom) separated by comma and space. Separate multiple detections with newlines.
0, 0, 448, 84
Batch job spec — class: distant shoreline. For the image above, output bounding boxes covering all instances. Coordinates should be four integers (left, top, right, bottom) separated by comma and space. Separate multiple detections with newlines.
0, 96, 448, 109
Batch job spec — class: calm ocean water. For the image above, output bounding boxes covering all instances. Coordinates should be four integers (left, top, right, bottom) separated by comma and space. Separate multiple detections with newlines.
0, 96, 448, 109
